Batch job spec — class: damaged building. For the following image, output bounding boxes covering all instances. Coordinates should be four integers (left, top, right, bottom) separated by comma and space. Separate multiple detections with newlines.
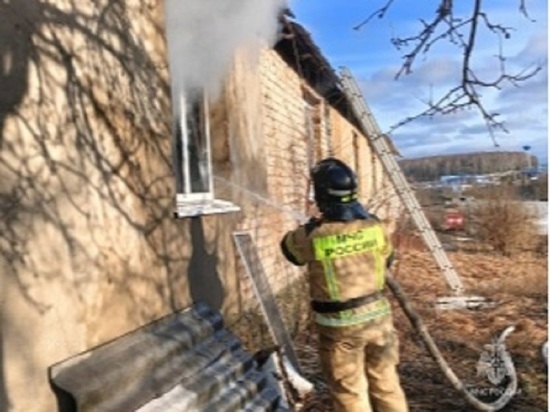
0, 1, 401, 410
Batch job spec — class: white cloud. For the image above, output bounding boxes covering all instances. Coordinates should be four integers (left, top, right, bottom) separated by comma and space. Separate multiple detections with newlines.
408, 59, 461, 84
498, 73, 547, 108
514, 30, 548, 63
359, 58, 461, 113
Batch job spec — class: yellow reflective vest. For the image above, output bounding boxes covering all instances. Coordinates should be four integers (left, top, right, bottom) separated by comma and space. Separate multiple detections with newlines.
281, 216, 394, 327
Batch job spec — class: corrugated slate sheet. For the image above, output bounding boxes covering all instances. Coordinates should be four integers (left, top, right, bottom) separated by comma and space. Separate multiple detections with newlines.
48, 302, 291, 412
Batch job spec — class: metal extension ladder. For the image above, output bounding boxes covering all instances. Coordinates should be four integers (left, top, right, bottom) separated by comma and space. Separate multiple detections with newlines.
339, 67, 491, 310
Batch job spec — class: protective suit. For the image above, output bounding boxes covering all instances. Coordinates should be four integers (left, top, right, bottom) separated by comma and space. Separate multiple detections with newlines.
281, 158, 408, 412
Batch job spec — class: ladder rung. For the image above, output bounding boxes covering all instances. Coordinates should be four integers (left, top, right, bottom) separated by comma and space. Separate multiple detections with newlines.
340, 67, 465, 295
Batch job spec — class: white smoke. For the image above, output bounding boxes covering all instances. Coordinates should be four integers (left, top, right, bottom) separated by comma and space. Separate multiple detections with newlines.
164, 0, 287, 99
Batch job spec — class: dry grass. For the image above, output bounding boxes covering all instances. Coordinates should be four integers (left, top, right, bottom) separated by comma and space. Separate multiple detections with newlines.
393, 247, 547, 411
471, 188, 539, 256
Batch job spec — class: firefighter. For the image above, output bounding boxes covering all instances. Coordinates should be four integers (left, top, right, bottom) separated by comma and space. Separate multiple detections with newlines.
280, 157, 408, 412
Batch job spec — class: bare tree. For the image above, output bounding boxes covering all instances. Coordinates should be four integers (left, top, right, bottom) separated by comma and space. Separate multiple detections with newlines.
354, 0, 542, 143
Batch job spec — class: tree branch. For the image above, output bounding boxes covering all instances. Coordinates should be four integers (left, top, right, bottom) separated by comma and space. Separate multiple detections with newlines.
355, 0, 542, 139
353, 0, 395, 31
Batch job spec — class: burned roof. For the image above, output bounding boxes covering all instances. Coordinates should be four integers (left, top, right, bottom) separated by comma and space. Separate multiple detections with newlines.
274, 16, 401, 157
274, 17, 356, 123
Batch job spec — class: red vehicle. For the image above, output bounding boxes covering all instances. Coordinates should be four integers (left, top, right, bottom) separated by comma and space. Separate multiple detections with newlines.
444, 210, 464, 231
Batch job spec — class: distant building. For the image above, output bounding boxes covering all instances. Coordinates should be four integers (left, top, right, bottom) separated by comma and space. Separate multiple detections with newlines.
440, 175, 467, 185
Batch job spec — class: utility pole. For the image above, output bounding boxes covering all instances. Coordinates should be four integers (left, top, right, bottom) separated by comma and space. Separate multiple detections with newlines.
522, 145, 532, 170
522, 145, 532, 198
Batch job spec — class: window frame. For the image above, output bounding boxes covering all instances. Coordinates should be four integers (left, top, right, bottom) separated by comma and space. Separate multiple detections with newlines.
164, 0, 240, 218
170, 90, 241, 218
174, 91, 214, 202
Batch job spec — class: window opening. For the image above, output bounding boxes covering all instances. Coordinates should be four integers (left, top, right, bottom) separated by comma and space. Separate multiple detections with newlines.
177, 90, 212, 198
165, 0, 239, 217
353, 131, 360, 179
303, 90, 323, 206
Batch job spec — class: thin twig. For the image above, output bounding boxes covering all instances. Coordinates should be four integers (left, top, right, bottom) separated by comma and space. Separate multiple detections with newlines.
353, 0, 395, 31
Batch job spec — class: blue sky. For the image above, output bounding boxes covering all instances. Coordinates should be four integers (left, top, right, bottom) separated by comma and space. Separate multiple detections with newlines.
289, 0, 548, 166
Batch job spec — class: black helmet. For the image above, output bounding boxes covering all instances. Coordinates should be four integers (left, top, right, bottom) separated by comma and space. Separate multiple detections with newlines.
311, 158, 358, 204
310, 157, 369, 221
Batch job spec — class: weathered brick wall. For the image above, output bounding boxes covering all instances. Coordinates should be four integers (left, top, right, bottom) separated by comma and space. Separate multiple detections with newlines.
223, 48, 311, 308
217, 47, 345, 312
228, 47, 403, 308
258, 48, 311, 292
0, 2, 244, 410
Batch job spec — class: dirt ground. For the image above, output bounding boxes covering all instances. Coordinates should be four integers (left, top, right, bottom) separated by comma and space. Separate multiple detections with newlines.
293, 233, 548, 412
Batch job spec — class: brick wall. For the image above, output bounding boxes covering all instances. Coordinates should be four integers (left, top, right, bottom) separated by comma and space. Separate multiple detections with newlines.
228, 48, 402, 308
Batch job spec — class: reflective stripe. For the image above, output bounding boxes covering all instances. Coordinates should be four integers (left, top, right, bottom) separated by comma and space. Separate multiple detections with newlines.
283, 233, 305, 265
327, 188, 354, 196
337, 193, 358, 203
322, 259, 341, 301
374, 253, 385, 290
313, 226, 385, 260
314, 298, 391, 327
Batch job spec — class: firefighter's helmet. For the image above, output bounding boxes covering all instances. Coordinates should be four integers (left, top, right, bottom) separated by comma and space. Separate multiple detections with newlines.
311, 158, 358, 204
310, 158, 369, 221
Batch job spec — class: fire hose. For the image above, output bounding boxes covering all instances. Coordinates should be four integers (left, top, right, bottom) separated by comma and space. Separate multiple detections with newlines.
386, 272, 517, 411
